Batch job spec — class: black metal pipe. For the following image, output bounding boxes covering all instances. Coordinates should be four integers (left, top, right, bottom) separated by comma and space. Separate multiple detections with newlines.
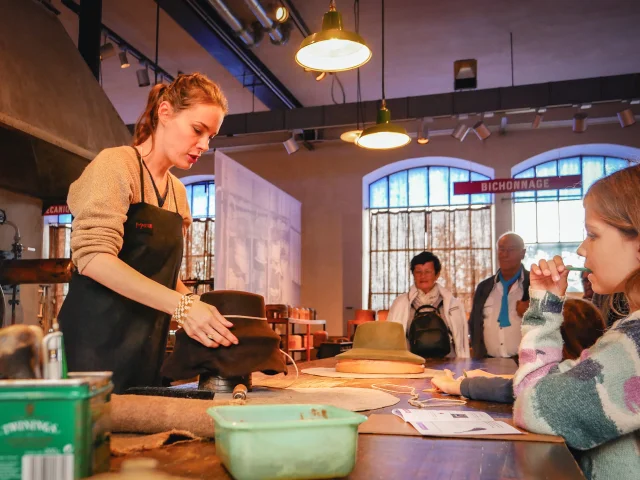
243, 0, 285, 44
206, 0, 256, 46
160, 0, 302, 109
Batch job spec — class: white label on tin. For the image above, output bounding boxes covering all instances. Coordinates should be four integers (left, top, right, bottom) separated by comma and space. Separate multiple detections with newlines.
1, 421, 60, 436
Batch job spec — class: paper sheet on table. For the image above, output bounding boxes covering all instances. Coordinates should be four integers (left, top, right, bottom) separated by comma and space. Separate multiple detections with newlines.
359, 414, 564, 442
391, 408, 522, 436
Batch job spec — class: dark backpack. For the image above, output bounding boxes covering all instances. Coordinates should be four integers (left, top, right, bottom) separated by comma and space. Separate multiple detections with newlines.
408, 304, 452, 359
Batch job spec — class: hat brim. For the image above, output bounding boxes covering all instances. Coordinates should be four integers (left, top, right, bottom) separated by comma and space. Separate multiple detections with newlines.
335, 348, 424, 365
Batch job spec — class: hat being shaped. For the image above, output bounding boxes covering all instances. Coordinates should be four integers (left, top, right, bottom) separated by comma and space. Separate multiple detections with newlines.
335, 322, 424, 364
161, 291, 286, 380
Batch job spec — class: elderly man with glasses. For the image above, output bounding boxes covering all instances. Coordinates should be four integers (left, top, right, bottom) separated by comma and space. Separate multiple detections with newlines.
469, 233, 530, 359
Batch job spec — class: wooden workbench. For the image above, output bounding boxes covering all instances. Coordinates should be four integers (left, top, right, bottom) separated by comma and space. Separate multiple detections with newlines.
111, 357, 585, 479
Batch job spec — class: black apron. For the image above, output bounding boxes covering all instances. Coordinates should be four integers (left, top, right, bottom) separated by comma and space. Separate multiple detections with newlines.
59, 148, 184, 394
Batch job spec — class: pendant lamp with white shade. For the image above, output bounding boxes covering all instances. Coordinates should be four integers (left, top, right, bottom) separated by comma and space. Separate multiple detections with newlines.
356, 0, 410, 150
295, 0, 372, 73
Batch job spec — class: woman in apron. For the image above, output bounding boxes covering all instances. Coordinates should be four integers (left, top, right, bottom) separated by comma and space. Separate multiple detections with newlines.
58, 73, 238, 393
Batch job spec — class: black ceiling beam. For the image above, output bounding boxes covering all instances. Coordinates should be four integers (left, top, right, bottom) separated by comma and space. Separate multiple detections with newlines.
77, 0, 102, 80
216, 73, 640, 136
158, 0, 302, 110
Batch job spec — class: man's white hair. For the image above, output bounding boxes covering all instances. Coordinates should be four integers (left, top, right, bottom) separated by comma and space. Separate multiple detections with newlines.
496, 232, 525, 249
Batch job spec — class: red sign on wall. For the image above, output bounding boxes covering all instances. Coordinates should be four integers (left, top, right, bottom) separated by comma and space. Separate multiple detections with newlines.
43, 204, 71, 216
453, 175, 582, 195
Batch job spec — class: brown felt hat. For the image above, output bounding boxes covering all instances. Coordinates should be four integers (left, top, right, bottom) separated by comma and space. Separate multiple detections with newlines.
161, 291, 286, 380
335, 322, 424, 364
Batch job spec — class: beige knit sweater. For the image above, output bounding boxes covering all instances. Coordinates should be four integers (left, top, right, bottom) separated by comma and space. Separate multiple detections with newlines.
68, 146, 192, 273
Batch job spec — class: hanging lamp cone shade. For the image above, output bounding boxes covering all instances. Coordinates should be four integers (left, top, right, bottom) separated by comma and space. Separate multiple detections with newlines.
295, 1, 372, 72
356, 102, 411, 150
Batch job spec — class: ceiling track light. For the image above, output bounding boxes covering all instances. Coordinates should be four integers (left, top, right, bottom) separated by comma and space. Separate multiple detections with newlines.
97, 27, 174, 82
417, 118, 430, 145
99, 42, 115, 61
283, 134, 300, 154
573, 113, 588, 133
136, 67, 150, 87
295, 0, 372, 72
473, 121, 491, 141
118, 51, 130, 69
304, 68, 328, 81
532, 111, 543, 129
274, 3, 289, 23
499, 116, 508, 135
618, 108, 636, 128
451, 123, 469, 142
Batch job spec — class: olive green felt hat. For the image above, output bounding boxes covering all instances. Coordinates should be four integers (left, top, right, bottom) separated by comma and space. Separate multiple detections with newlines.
335, 322, 424, 364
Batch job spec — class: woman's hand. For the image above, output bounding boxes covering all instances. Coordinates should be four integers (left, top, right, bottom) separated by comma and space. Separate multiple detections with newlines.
430, 369, 463, 396
530, 255, 569, 298
182, 298, 239, 348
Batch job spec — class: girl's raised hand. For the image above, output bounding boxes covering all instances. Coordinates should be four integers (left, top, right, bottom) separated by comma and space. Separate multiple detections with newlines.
530, 255, 569, 297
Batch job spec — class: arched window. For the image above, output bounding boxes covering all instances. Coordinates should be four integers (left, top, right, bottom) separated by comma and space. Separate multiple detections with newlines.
365, 163, 494, 312
182, 180, 215, 288
512, 155, 631, 292
368, 166, 492, 208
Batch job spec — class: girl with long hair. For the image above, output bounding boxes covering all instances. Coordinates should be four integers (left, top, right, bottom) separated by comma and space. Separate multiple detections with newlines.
513, 165, 640, 479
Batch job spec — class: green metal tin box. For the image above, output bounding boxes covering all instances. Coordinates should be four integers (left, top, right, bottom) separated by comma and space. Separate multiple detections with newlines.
0, 372, 113, 480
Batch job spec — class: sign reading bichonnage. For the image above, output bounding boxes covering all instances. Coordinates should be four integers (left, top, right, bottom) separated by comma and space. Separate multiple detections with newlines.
453, 175, 582, 195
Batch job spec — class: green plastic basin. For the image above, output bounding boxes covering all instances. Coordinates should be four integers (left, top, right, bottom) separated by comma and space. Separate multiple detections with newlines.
207, 404, 367, 480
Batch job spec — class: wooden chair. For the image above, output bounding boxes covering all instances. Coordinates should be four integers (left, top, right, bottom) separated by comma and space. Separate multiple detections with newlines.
347, 309, 376, 340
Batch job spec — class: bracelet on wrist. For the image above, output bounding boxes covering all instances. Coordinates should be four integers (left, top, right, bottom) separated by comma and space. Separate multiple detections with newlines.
172, 293, 196, 327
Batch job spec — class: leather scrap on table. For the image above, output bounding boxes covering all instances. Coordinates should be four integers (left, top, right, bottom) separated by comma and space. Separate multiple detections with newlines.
110, 430, 202, 456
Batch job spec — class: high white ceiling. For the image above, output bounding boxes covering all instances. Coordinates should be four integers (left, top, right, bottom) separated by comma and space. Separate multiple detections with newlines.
51, 0, 640, 124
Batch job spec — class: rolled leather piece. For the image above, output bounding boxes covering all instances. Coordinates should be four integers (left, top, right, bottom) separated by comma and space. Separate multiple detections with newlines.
161, 291, 286, 381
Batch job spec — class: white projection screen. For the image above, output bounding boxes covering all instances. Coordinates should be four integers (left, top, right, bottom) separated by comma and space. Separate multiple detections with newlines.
214, 151, 301, 305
